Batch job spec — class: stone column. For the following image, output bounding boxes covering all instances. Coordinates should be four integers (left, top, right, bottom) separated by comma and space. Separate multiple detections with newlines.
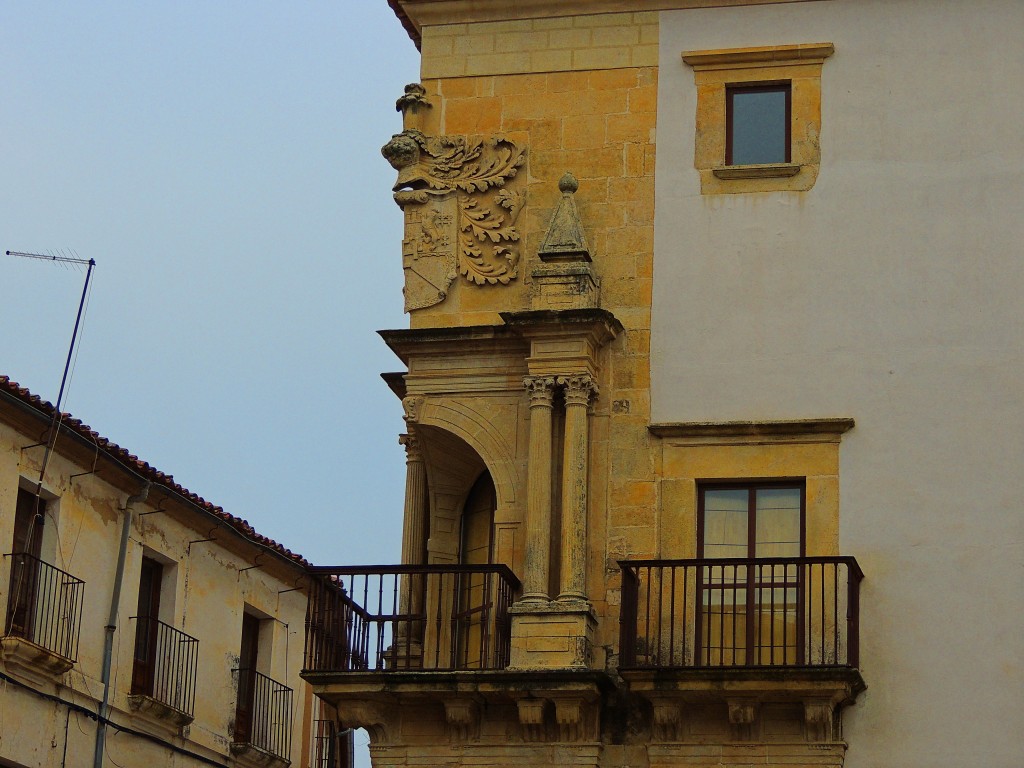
399, 431, 428, 566
521, 375, 557, 602
397, 430, 427, 658
557, 373, 597, 603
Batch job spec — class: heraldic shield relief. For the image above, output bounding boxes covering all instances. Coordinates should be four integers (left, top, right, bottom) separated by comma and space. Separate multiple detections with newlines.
382, 86, 526, 312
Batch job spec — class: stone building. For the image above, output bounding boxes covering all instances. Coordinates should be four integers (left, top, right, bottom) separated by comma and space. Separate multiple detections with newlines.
0, 375, 346, 768
302, 2, 1023, 768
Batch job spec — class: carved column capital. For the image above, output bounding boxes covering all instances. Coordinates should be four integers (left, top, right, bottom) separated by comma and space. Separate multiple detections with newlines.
557, 373, 598, 408
523, 375, 557, 407
398, 432, 422, 463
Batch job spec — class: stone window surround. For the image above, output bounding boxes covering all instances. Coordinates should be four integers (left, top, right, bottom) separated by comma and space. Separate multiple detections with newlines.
682, 43, 834, 194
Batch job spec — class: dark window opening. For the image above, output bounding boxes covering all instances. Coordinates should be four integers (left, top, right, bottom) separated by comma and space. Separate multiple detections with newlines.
234, 612, 261, 743
726, 84, 791, 165
6, 488, 47, 639
130, 557, 163, 696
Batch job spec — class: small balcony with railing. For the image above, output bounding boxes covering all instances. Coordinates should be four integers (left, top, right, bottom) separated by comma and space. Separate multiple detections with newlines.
128, 615, 199, 726
303, 564, 519, 678
2, 552, 85, 677
231, 667, 294, 767
618, 556, 865, 741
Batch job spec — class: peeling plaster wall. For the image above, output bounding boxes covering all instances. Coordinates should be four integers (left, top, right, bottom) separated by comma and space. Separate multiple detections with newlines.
653, 1, 1024, 765
0, 419, 313, 768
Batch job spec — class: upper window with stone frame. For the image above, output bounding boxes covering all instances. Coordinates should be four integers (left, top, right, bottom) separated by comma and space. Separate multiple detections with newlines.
682, 43, 833, 194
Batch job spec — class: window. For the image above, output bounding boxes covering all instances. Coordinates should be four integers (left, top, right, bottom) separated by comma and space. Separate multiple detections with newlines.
234, 612, 262, 744
726, 84, 791, 166
231, 610, 293, 759
682, 43, 834, 193
6, 488, 46, 639
699, 482, 805, 560
130, 557, 164, 697
697, 481, 805, 666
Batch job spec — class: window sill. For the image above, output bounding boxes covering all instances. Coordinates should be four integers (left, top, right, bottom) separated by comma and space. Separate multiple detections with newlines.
713, 163, 801, 180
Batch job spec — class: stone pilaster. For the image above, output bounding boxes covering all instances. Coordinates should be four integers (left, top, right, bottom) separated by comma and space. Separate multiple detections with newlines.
556, 373, 597, 603
521, 375, 557, 603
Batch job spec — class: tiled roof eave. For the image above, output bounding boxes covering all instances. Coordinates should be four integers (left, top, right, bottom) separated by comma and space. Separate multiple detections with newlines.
0, 375, 310, 571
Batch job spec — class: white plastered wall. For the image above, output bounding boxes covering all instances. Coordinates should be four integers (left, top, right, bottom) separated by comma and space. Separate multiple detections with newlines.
653, 1, 1024, 766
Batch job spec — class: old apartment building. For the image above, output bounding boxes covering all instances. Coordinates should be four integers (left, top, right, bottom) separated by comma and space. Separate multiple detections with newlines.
0, 376, 344, 768
302, 2, 1024, 768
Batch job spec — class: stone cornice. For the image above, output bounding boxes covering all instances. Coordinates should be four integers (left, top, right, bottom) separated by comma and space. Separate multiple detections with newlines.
391, 0, 823, 39
500, 308, 624, 343
649, 418, 855, 439
682, 42, 835, 70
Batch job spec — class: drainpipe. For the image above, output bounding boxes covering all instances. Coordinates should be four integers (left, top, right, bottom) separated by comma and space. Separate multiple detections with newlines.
93, 482, 150, 768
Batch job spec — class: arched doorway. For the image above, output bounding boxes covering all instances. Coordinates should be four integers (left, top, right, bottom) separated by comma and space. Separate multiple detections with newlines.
455, 471, 496, 669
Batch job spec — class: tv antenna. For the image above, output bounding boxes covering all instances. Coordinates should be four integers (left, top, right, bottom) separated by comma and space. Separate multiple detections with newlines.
6, 249, 96, 501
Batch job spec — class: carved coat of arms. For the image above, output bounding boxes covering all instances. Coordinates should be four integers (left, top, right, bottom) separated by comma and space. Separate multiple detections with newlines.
382, 118, 526, 311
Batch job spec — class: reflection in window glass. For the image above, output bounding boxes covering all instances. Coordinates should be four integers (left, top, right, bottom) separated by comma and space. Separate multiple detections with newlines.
727, 85, 790, 165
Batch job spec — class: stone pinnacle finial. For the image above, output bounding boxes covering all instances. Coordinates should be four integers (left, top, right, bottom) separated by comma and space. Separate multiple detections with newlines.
538, 171, 591, 263
396, 83, 432, 131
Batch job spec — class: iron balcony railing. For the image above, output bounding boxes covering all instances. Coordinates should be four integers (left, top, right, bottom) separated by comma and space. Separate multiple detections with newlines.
233, 667, 293, 760
4, 552, 85, 662
311, 718, 339, 768
304, 564, 520, 673
619, 556, 863, 670
130, 615, 199, 718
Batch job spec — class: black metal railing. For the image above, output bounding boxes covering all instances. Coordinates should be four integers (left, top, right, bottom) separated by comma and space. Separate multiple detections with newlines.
130, 615, 199, 717
311, 718, 338, 768
619, 556, 862, 670
304, 564, 520, 673
233, 667, 293, 760
4, 552, 85, 662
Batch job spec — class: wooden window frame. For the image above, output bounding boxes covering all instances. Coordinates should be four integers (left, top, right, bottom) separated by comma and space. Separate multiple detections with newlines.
697, 479, 806, 559
725, 83, 792, 167
696, 479, 807, 666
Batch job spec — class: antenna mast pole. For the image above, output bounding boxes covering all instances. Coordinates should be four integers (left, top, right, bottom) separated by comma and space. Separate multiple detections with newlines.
6, 250, 96, 495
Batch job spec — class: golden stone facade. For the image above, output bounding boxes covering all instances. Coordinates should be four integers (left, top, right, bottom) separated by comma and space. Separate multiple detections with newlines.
302, 3, 867, 768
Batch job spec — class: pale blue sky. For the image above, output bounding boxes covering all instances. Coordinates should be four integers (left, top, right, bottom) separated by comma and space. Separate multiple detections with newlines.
0, 2, 421, 572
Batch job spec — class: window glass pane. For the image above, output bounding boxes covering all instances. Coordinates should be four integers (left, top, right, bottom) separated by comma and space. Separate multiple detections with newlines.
730, 87, 788, 165
703, 489, 748, 558
754, 487, 801, 557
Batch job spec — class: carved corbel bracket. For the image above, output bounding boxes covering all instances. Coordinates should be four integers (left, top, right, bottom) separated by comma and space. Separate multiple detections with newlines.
649, 698, 685, 742
727, 699, 759, 742
444, 698, 481, 743
402, 395, 424, 424
804, 699, 837, 742
550, 695, 599, 743
517, 697, 550, 742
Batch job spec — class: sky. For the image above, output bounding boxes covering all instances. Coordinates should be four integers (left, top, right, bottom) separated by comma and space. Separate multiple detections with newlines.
0, 2, 421, 577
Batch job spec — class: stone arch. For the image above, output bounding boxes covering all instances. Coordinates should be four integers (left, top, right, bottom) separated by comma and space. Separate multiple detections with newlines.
416, 397, 522, 514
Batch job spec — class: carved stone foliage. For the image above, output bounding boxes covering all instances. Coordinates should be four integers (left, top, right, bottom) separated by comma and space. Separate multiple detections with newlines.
557, 373, 599, 409
383, 88, 526, 311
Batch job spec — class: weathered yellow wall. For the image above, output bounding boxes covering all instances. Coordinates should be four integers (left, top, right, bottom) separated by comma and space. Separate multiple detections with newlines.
420, 12, 659, 80
0, 418, 313, 767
